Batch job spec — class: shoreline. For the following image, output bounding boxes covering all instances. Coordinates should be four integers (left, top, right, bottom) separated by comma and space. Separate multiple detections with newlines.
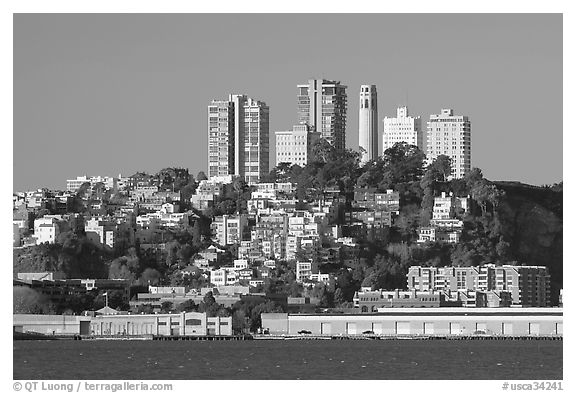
15, 333, 563, 341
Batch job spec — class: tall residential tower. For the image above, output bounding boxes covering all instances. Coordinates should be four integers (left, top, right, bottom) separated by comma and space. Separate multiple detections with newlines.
358, 85, 378, 164
208, 94, 269, 184
426, 108, 471, 179
297, 79, 347, 151
382, 106, 423, 153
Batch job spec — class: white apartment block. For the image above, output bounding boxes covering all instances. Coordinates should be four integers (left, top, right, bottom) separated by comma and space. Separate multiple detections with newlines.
426, 108, 471, 179
417, 227, 461, 244
296, 261, 314, 282
358, 85, 378, 164
66, 175, 117, 193
33, 216, 61, 244
208, 95, 270, 185
85, 217, 117, 248
275, 124, 321, 167
433, 192, 470, 220
210, 267, 240, 286
382, 106, 423, 153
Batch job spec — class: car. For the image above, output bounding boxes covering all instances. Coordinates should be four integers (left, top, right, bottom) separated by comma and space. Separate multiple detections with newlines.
298, 330, 312, 334
362, 330, 374, 335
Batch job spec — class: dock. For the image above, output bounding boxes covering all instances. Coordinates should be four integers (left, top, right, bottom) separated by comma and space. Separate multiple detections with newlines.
252, 334, 562, 341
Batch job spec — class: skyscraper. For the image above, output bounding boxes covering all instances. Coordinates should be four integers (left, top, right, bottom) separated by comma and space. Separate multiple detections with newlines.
208, 99, 235, 179
382, 106, 423, 153
208, 94, 269, 184
426, 108, 471, 179
358, 85, 378, 164
297, 79, 347, 151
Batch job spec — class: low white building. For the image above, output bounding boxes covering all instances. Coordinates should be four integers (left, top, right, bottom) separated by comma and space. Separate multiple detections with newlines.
33, 216, 62, 244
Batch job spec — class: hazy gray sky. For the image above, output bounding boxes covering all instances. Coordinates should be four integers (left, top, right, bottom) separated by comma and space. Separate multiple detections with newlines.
13, 13, 562, 191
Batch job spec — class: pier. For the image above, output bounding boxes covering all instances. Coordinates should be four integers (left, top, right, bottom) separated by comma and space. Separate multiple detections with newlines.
253, 334, 562, 341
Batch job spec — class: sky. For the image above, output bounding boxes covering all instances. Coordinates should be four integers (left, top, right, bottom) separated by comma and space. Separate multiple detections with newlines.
13, 13, 563, 192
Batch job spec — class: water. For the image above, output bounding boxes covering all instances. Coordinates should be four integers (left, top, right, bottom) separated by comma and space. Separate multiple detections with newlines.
13, 340, 562, 380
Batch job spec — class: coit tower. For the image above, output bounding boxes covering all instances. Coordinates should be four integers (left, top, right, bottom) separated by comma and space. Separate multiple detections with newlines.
358, 84, 378, 164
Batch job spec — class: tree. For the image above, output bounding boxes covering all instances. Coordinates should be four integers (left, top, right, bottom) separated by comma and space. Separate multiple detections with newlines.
249, 301, 284, 331
203, 291, 216, 307
428, 155, 452, 182
135, 304, 155, 314
13, 287, 52, 314
176, 299, 197, 312
160, 301, 174, 313
333, 288, 346, 306
140, 268, 161, 286
197, 171, 208, 181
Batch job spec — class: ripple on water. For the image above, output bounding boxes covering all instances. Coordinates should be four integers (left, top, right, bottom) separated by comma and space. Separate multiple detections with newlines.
12, 339, 563, 380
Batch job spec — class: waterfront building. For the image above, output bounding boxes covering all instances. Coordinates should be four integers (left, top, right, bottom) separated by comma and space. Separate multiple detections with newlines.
90, 312, 233, 337
261, 308, 563, 336
208, 95, 269, 184
426, 108, 471, 179
275, 124, 321, 167
358, 85, 378, 164
382, 106, 422, 153
297, 79, 347, 151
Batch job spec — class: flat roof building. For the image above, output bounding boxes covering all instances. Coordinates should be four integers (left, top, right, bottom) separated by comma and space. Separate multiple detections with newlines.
426, 108, 471, 179
383, 106, 423, 153
297, 79, 347, 151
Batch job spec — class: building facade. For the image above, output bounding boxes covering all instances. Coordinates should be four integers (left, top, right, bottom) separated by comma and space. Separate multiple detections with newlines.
211, 214, 249, 246
262, 308, 562, 336
407, 265, 551, 307
358, 85, 378, 164
382, 106, 423, 153
275, 124, 321, 167
426, 108, 471, 179
208, 99, 235, 179
208, 95, 270, 184
297, 79, 347, 151
90, 312, 233, 337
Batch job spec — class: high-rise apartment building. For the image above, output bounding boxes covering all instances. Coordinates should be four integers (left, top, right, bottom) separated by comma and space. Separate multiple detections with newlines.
382, 106, 423, 153
208, 95, 269, 184
275, 124, 321, 167
208, 99, 235, 179
426, 108, 471, 179
358, 85, 378, 164
297, 79, 347, 151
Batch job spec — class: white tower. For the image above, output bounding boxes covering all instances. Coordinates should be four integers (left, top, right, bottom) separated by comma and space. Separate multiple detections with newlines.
358, 85, 378, 164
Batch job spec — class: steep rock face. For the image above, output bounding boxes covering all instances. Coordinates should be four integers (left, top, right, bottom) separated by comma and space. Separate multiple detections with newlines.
495, 183, 563, 304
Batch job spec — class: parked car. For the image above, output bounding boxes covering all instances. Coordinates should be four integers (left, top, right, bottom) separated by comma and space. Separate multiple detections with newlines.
362, 330, 374, 334
298, 330, 312, 334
